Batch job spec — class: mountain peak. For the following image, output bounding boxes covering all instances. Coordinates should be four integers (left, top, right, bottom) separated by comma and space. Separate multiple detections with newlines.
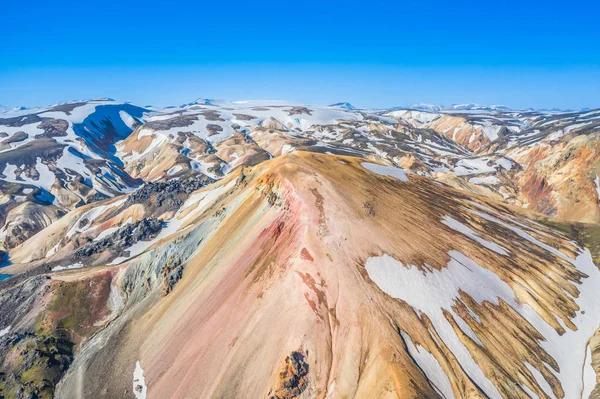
446, 103, 512, 111
401, 103, 444, 112
328, 102, 356, 110
187, 98, 219, 107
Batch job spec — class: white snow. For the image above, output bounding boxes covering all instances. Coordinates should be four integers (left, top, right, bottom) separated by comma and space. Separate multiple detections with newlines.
464, 200, 551, 237
582, 344, 596, 399
45, 242, 61, 258
523, 361, 554, 398
400, 330, 454, 399
361, 162, 408, 182
422, 140, 460, 156
0, 122, 44, 141
52, 262, 83, 272
66, 206, 108, 238
441, 216, 509, 255
564, 121, 592, 133
365, 251, 505, 398
495, 157, 514, 170
189, 159, 220, 180
119, 111, 137, 130
465, 207, 600, 399
67, 103, 99, 124
499, 186, 512, 199
281, 144, 296, 155
364, 143, 388, 158
37, 111, 69, 119
66, 197, 126, 239
594, 175, 600, 202
167, 165, 183, 175
1, 158, 56, 192
365, 234, 600, 399
467, 208, 567, 261
469, 176, 501, 186
479, 120, 503, 141
386, 110, 441, 126
35, 160, 56, 189
454, 157, 513, 176
130, 102, 363, 154
520, 383, 539, 399
57, 147, 91, 180
133, 360, 147, 399
0, 326, 10, 338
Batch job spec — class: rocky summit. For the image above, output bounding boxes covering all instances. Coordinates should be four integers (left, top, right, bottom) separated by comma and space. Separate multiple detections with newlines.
1, 99, 600, 399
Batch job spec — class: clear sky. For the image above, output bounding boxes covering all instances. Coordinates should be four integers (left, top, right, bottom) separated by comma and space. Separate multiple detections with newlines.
1, 0, 599, 110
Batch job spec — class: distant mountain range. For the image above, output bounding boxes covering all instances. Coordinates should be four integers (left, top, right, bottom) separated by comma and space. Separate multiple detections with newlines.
3, 99, 591, 115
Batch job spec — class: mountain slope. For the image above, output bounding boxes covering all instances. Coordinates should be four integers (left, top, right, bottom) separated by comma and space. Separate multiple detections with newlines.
1, 152, 594, 398
0, 100, 150, 250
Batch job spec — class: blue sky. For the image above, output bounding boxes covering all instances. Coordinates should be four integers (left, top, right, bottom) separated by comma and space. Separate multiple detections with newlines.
1, 0, 599, 109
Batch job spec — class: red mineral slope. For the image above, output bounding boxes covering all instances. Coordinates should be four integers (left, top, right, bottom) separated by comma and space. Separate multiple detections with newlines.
45, 152, 600, 399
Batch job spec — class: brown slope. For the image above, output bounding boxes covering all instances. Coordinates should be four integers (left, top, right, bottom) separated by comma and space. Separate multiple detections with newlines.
48, 152, 598, 399
428, 115, 491, 151
505, 133, 600, 223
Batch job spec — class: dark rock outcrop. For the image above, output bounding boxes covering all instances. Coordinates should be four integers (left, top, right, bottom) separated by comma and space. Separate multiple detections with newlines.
73, 218, 163, 259
269, 351, 309, 399
121, 174, 213, 216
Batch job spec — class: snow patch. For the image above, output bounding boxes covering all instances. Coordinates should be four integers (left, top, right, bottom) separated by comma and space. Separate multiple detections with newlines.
361, 162, 408, 182
582, 344, 596, 399
400, 330, 454, 399
0, 326, 10, 338
1, 158, 56, 192
52, 262, 83, 272
365, 239, 600, 399
365, 251, 504, 398
523, 361, 554, 398
469, 176, 501, 186
281, 144, 296, 155
167, 165, 183, 175
441, 216, 509, 255
133, 361, 147, 399
453, 156, 515, 177
119, 111, 137, 130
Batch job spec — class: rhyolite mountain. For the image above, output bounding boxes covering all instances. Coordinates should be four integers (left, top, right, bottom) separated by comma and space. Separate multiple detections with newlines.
1, 98, 600, 399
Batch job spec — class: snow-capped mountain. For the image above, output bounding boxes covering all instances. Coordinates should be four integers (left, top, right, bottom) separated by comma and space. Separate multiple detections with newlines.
1, 97, 600, 399
328, 102, 356, 110
393, 103, 445, 112
391, 103, 513, 112
445, 103, 513, 111
1, 97, 599, 249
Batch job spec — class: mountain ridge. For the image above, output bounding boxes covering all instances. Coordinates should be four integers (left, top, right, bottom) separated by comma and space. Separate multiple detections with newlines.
1, 97, 600, 399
